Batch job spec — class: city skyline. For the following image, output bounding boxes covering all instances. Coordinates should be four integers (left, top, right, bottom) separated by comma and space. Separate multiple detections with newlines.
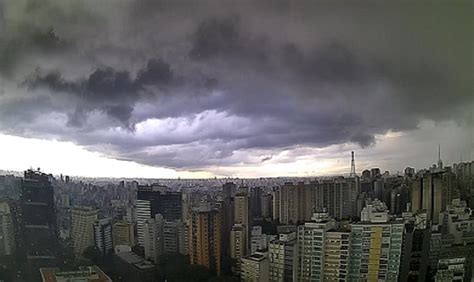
0, 1, 472, 178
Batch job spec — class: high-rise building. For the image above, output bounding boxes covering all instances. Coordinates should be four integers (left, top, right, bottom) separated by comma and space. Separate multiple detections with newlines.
143, 214, 164, 263
137, 185, 182, 221
136, 185, 182, 247
250, 226, 268, 254
221, 183, 236, 258
112, 221, 135, 247
362, 169, 372, 180
230, 224, 246, 260
223, 182, 237, 198
323, 231, 351, 281
189, 208, 222, 275
348, 202, 404, 281
272, 187, 280, 221
94, 217, 113, 255
21, 169, 58, 276
241, 252, 269, 282
136, 199, 151, 247
453, 161, 474, 209
268, 231, 296, 282
234, 191, 250, 255
261, 193, 272, 219
71, 206, 98, 256
295, 212, 338, 281
312, 177, 357, 220
399, 221, 430, 282
404, 167, 415, 178
0, 201, 15, 256
411, 170, 456, 224
275, 182, 312, 225
250, 187, 262, 218
371, 168, 381, 179
163, 220, 186, 254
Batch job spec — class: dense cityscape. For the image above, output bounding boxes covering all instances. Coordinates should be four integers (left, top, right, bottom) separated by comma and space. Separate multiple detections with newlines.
0, 153, 473, 281
1, 1, 472, 281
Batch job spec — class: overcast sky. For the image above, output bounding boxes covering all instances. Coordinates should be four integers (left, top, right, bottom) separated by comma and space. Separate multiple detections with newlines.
0, 0, 472, 178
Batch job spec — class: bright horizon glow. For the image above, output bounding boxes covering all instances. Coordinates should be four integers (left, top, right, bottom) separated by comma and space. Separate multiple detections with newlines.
0, 133, 212, 179
0, 121, 471, 179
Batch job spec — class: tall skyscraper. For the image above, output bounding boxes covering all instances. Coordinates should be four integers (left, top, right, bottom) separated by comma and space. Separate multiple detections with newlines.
137, 185, 182, 221
272, 187, 280, 221
234, 192, 250, 228
0, 201, 15, 256
71, 206, 98, 256
251, 187, 262, 218
21, 169, 58, 276
189, 208, 222, 276
221, 183, 236, 257
234, 191, 250, 255
261, 193, 272, 219
94, 217, 113, 255
136, 199, 151, 247
136, 185, 182, 247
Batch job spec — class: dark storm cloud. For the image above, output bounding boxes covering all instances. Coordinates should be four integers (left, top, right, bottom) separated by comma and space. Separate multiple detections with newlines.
189, 17, 268, 64
0, 0, 472, 170
0, 27, 70, 75
23, 57, 176, 126
135, 59, 174, 86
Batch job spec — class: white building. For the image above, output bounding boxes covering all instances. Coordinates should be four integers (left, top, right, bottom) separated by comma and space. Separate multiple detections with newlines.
136, 199, 151, 247
361, 199, 390, 223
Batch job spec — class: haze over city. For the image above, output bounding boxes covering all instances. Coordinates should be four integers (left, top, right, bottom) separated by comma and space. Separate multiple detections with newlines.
0, 1, 472, 178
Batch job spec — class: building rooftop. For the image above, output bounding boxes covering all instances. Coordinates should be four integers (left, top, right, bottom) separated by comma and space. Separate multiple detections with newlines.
40, 266, 111, 282
115, 252, 155, 270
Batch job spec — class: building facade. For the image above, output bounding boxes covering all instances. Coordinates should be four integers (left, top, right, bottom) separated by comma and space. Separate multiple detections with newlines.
94, 217, 113, 255
189, 208, 222, 275
71, 206, 98, 256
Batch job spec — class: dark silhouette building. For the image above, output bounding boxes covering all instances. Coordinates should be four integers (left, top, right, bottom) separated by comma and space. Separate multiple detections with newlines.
137, 185, 182, 221
20, 169, 58, 279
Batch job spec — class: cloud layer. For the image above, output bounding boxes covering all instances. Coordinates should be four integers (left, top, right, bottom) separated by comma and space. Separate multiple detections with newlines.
0, 0, 472, 174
